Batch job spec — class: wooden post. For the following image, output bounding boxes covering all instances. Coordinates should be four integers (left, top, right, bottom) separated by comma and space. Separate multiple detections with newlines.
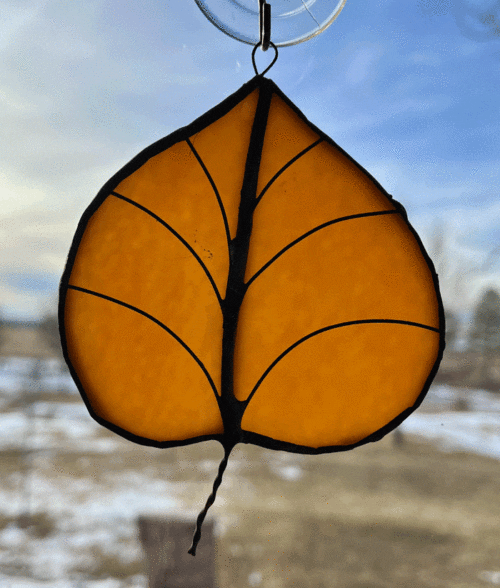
138, 517, 216, 588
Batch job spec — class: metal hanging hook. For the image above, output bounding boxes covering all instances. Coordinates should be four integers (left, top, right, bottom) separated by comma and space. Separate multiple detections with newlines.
259, 0, 271, 51
252, 0, 277, 76
194, 0, 347, 47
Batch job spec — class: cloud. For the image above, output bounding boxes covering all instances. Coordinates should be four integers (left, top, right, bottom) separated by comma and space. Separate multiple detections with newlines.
0, 0, 253, 319
0, 1, 47, 50
1, 271, 58, 293
1, 1, 498, 319
453, 0, 500, 41
345, 45, 385, 86
419, 0, 500, 41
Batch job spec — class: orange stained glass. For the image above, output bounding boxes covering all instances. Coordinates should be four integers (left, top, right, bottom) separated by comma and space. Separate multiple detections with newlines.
235, 213, 439, 404
69, 195, 223, 395
113, 139, 231, 297
188, 88, 260, 239
60, 75, 444, 552
240, 323, 440, 448
256, 93, 320, 196
61, 74, 443, 452
65, 289, 223, 442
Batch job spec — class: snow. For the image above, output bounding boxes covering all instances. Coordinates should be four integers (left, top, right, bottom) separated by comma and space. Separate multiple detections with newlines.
0, 360, 185, 585
398, 384, 500, 460
3, 383, 498, 462
0, 575, 147, 588
0, 524, 27, 548
424, 384, 500, 413
0, 357, 77, 395
401, 411, 500, 460
479, 571, 500, 586
2, 359, 499, 461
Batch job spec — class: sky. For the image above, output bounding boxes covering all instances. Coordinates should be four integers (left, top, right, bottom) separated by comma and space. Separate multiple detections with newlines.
1, 0, 499, 320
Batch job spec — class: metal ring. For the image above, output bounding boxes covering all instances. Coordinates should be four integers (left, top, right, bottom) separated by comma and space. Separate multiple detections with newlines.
251, 41, 278, 76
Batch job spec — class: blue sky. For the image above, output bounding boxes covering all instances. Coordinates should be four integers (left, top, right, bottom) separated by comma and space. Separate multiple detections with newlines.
1, 0, 499, 319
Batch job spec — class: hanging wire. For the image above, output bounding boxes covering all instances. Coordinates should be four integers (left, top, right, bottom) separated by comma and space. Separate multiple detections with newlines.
252, 41, 278, 76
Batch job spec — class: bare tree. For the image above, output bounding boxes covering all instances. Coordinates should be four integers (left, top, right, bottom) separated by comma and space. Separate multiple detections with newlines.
0, 308, 6, 359
38, 311, 62, 358
468, 289, 500, 353
427, 223, 461, 350
444, 308, 459, 351
427, 221, 459, 310
428, 221, 500, 318
467, 289, 500, 387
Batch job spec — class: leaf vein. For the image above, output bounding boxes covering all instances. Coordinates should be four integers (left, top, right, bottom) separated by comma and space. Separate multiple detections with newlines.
67, 284, 220, 401
245, 319, 441, 406
110, 191, 223, 307
186, 138, 232, 252
245, 209, 399, 289
256, 138, 323, 204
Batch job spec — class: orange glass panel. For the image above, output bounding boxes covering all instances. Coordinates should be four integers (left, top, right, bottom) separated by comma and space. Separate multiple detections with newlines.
241, 323, 440, 448
68, 195, 223, 393
235, 213, 439, 401
61, 76, 444, 552
256, 93, 320, 196
65, 289, 223, 442
62, 75, 442, 455
189, 88, 259, 239
247, 139, 396, 281
115, 140, 229, 297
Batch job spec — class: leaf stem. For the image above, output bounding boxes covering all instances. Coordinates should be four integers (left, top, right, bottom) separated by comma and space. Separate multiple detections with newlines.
188, 443, 234, 556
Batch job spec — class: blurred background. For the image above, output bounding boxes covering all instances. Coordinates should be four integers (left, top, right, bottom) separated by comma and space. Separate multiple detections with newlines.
1, 0, 500, 586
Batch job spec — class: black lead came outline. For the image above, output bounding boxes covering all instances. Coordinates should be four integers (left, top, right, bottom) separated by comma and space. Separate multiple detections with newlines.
59, 75, 444, 456
256, 137, 323, 204
188, 74, 275, 557
185, 129, 326, 295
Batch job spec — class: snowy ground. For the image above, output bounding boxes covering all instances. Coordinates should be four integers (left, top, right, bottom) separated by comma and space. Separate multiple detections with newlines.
401, 384, 500, 460
0, 358, 499, 587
